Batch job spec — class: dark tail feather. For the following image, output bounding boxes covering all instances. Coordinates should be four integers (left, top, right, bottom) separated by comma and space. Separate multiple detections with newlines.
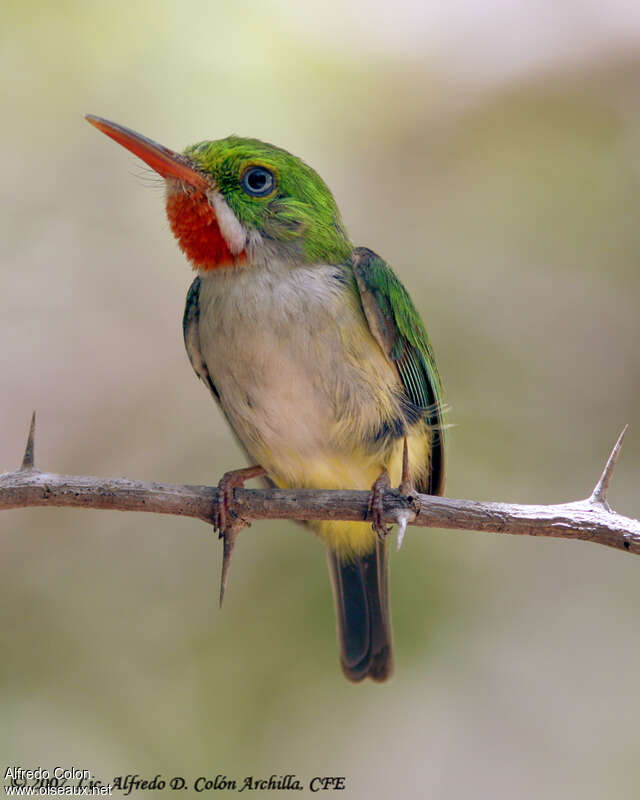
327, 539, 393, 682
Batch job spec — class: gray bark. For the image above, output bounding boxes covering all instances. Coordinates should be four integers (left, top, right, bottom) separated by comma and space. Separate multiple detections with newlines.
2, 416, 638, 557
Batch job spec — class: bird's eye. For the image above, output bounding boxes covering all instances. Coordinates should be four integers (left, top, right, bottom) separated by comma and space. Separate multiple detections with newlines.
241, 166, 275, 197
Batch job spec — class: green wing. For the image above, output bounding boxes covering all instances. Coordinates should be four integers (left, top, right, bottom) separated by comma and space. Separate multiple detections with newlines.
183, 276, 221, 402
351, 247, 445, 495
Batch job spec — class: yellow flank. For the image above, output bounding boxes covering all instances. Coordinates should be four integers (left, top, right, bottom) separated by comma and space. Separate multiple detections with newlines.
271, 426, 431, 562
311, 520, 377, 562
194, 262, 437, 563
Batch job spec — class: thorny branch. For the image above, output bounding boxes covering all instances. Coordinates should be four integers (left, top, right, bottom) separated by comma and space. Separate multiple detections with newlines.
3, 414, 638, 546
2, 415, 639, 598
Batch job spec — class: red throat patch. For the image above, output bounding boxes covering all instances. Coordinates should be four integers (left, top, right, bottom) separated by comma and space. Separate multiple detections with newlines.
165, 190, 245, 271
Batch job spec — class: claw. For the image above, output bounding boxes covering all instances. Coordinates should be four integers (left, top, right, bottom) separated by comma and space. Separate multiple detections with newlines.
214, 465, 266, 607
368, 469, 392, 539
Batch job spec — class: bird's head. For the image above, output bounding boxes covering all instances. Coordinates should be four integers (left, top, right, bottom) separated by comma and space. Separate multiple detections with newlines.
86, 116, 352, 271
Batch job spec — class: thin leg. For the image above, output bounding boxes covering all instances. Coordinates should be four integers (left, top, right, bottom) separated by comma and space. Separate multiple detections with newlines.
215, 464, 266, 607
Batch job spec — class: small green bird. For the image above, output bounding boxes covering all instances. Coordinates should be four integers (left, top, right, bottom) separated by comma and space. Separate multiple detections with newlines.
86, 116, 445, 682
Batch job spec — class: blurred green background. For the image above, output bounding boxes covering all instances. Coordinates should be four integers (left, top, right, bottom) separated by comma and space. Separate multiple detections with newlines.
2, 1, 640, 797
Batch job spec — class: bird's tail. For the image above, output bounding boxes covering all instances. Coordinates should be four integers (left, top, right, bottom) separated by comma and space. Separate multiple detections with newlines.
327, 538, 393, 682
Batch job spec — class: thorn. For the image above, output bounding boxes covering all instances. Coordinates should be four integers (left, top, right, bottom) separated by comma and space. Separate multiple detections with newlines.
590, 424, 629, 509
219, 522, 242, 608
396, 510, 412, 550
399, 436, 413, 496
20, 412, 36, 471
402, 436, 410, 484
213, 465, 265, 607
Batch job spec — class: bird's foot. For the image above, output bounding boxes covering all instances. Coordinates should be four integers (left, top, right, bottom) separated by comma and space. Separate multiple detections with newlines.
215, 465, 266, 607
370, 439, 420, 546
215, 465, 266, 534
368, 469, 392, 540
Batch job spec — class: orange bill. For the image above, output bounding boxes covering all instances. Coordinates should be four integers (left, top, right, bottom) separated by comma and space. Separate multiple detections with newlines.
85, 115, 210, 191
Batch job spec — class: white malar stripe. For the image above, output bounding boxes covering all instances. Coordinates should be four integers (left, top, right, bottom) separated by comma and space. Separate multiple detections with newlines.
208, 190, 247, 255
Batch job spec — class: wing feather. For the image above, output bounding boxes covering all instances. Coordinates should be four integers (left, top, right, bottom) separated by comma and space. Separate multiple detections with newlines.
351, 247, 445, 495
183, 276, 220, 402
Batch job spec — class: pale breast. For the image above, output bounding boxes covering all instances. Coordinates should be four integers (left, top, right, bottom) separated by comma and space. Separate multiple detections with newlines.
196, 262, 401, 484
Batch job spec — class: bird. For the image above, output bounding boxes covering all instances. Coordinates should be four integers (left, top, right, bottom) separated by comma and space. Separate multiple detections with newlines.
86, 115, 445, 682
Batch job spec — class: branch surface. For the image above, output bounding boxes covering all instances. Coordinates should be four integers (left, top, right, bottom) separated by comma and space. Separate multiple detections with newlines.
2, 420, 638, 557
